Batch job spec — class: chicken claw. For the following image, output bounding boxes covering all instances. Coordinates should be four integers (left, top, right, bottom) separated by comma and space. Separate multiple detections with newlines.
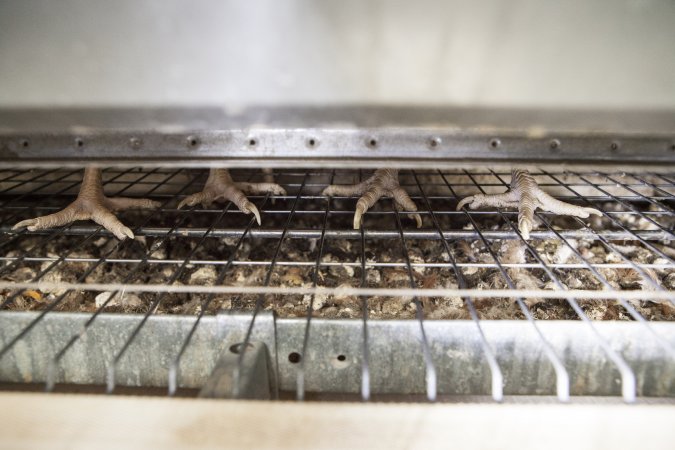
322, 169, 422, 229
457, 169, 601, 239
177, 169, 286, 225
12, 167, 160, 240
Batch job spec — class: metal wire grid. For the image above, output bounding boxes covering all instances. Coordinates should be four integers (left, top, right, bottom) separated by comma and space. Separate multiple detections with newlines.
0, 167, 674, 402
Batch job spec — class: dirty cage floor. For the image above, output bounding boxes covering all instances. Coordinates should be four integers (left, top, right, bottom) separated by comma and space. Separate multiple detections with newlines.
0, 167, 673, 324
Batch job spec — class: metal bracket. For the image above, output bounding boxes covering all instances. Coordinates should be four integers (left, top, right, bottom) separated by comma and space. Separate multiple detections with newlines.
214, 310, 279, 399
199, 341, 272, 400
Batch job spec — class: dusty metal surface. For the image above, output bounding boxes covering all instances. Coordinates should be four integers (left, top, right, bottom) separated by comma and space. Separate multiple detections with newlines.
2, 0, 675, 110
0, 312, 673, 399
0, 107, 673, 167
198, 341, 273, 400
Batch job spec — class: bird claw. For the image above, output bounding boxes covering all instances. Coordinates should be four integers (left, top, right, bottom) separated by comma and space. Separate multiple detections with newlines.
409, 213, 423, 229
177, 192, 210, 210
179, 169, 285, 226
456, 196, 474, 211
518, 216, 533, 240
13, 197, 150, 241
321, 186, 332, 197
456, 196, 480, 211
580, 207, 602, 218
457, 169, 602, 239
353, 203, 366, 230
111, 223, 135, 241
12, 167, 158, 240
324, 169, 422, 229
12, 218, 39, 231
243, 202, 262, 226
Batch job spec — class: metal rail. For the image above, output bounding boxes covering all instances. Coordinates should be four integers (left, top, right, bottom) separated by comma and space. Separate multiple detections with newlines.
1, 107, 674, 167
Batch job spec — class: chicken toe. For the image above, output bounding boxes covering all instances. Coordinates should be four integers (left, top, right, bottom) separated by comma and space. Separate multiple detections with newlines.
322, 169, 422, 229
12, 167, 160, 240
457, 169, 601, 239
177, 169, 286, 225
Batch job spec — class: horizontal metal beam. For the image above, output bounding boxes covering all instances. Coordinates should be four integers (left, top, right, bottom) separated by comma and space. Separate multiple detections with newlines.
0, 226, 669, 241
0, 107, 673, 167
0, 312, 673, 398
1, 129, 673, 166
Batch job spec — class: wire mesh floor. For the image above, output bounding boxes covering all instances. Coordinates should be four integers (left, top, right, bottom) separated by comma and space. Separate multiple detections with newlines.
0, 167, 673, 402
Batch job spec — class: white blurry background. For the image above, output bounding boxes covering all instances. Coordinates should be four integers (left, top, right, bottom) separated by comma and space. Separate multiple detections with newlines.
0, 0, 674, 108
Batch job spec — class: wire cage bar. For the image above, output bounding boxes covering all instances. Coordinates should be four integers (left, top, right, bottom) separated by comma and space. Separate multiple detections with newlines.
0, 166, 673, 402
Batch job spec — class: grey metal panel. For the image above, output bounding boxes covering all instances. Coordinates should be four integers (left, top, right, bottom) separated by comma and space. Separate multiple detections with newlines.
0, 107, 673, 167
1, 106, 674, 134
1, 0, 675, 109
0, 312, 673, 397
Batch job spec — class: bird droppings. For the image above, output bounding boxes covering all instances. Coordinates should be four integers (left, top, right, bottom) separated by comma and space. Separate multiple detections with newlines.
0, 168, 673, 321
1, 228, 672, 320
95, 291, 143, 309
188, 266, 217, 285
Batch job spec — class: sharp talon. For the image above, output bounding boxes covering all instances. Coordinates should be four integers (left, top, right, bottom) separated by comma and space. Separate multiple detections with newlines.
120, 226, 135, 240
12, 167, 151, 241
456, 197, 473, 211
326, 169, 419, 230
178, 195, 202, 210
353, 203, 366, 229
585, 207, 602, 217
519, 220, 532, 240
321, 187, 334, 196
457, 169, 608, 240
12, 219, 35, 230
246, 203, 261, 226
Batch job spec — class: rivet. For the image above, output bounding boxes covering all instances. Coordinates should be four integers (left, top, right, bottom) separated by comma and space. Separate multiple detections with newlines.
429, 137, 442, 149
129, 137, 143, 150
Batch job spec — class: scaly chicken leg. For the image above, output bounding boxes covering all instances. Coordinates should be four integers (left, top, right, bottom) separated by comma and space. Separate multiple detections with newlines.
457, 169, 601, 239
12, 167, 160, 240
177, 168, 286, 225
322, 168, 422, 229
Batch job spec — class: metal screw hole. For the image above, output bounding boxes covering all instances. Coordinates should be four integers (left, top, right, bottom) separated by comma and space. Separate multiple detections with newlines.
307, 138, 317, 148
129, 137, 142, 150
288, 352, 302, 364
249, 138, 257, 147
429, 137, 441, 148
610, 141, 620, 151
367, 137, 378, 148
186, 136, 200, 148
489, 138, 500, 149
75, 138, 84, 148
20, 139, 29, 148
337, 354, 346, 362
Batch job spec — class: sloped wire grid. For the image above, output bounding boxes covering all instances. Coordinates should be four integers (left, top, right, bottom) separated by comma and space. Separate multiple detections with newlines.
0, 167, 673, 402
